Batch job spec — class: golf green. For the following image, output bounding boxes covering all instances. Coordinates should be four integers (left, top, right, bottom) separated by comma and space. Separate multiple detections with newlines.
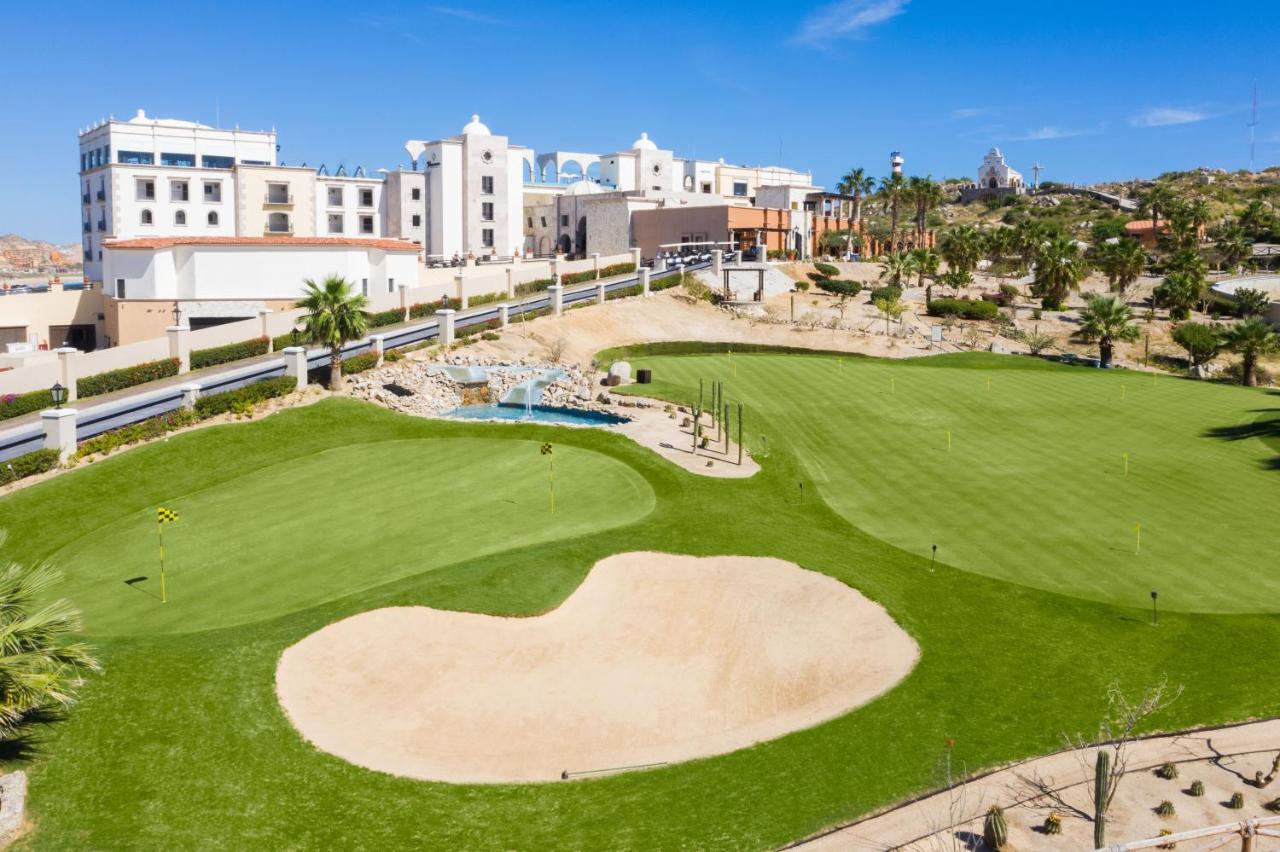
617, 350, 1280, 613
0, 358, 1276, 851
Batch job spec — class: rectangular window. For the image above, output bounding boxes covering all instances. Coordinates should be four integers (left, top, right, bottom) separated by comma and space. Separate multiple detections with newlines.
481, 202, 494, 222
327, 186, 344, 207
411, 187, 421, 201
360, 215, 374, 234
118, 150, 155, 165
411, 214, 421, 227
527, 217, 533, 228
266, 183, 290, 204
160, 152, 195, 167
115, 278, 126, 298
328, 214, 344, 234
481, 228, 494, 248
540, 216, 547, 227
240, 159, 270, 166
387, 277, 395, 294
560, 215, 569, 226
170, 180, 189, 202
359, 188, 374, 207
203, 181, 222, 202
201, 155, 234, 169
733, 181, 748, 197
361, 278, 368, 297
701, 182, 712, 193
481, 176, 495, 194
137, 179, 155, 201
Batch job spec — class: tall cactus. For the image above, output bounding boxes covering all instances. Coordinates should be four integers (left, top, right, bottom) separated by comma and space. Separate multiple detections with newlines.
983, 805, 1008, 850
1094, 750, 1111, 849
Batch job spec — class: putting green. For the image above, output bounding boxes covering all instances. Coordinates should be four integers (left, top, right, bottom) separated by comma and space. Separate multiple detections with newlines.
620, 352, 1280, 613
46, 437, 654, 635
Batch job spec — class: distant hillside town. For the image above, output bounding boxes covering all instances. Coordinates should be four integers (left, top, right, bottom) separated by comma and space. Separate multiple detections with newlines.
0, 234, 82, 277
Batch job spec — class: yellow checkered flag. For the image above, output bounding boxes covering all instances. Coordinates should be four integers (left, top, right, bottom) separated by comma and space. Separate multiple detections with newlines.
540, 444, 555, 512
540, 442, 553, 456
155, 507, 179, 603
157, 507, 179, 524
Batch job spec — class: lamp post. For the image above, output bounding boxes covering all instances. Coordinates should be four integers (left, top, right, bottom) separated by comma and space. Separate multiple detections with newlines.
172, 304, 182, 326
291, 326, 301, 348
50, 382, 66, 410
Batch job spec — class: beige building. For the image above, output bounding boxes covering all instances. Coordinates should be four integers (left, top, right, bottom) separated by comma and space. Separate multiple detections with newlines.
234, 166, 318, 238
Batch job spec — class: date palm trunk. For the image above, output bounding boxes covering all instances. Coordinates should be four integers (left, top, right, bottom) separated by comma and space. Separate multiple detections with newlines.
330, 346, 344, 391
1099, 340, 1113, 369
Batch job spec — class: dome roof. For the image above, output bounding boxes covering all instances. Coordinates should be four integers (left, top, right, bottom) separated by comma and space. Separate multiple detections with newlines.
461, 114, 491, 136
564, 179, 604, 196
631, 132, 657, 151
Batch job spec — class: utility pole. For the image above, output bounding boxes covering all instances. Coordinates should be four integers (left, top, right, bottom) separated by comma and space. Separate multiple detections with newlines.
1032, 162, 1043, 192
1248, 81, 1259, 173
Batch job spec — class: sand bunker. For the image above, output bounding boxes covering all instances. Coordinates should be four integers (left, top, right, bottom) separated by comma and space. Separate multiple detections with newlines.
275, 552, 918, 783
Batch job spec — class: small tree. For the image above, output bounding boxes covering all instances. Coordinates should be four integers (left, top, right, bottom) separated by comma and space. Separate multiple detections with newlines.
874, 294, 906, 335
1016, 325, 1056, 355
1074, 296, 1140, 368
295, 275, 370, 392
1095, 238, 1147, 298
879, 253, 912, 288
1171, 322, 1223, 375
1222, 317, 1279, 386
1233, 287, 1271, 318
1153, 271, 1202, 321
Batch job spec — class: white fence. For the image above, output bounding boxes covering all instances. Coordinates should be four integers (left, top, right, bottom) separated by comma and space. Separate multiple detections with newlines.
1100, 815, 1280, 851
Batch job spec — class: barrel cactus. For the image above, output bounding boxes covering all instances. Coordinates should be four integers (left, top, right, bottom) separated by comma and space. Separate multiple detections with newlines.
1228, 792, 1245, 809
1042, 811, 1062, 835
983, 805, 1008, 850
1156, 799, 1176, 817
1158, 762, 1179, 780
1189, 780, 1205, 797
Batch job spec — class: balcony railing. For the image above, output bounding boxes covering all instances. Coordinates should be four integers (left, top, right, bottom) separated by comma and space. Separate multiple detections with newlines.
96, 221, 106, 231
264, 226, 294, 235
264, 192, 293, 205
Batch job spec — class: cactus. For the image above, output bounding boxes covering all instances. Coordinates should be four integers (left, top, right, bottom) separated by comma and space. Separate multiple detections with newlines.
1157, 828, 1177, 849
1094, 750, 1110, 849
1156, 799, 1176, 817
983, 805, 1008, 850
1189, 780, 1205, 797
1228, 792, 1245, 809
1158, 762, 1180, 780
1042, 811, 1062, 835
1264, 797, 1280, 813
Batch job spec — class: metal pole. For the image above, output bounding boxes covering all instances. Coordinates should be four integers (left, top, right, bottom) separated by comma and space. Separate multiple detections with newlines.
723, 402, 729, 452
737, 404, 744, 465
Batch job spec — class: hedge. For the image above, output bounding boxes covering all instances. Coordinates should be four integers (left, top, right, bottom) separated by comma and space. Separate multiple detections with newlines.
0, 388, 54, 423
367, 308, 406, 328
606, 284, 644, 300
190, 337, 270, 371
651, 272, 684, 292
926, 298, 1001, 320
76, 410, 197, 458
815, 279, 861, 296
77, 358, 180, 398
869, 286, 903, 303
340, 352, 379, 375
271, 332, 302, 352
0, 448, 61, 484
458, 319, 502, 336
813, 262, 840, 278
192, 377, 296, 418
515, 278, 555, 296
560, 262, 636, 286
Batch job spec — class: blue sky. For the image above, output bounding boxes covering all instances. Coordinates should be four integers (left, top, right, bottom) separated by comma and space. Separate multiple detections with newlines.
1, 0, 1276, 242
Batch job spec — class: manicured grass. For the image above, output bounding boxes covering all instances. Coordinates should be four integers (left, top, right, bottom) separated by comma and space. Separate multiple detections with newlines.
0, 369, 1276, 850
619, 351, 1280, 613
45, 438, 652, 635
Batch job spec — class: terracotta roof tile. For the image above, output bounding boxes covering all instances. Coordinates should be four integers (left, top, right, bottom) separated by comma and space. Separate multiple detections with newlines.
103, 236, 422, 252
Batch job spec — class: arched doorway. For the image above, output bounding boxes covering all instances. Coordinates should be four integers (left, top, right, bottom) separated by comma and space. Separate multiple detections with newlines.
557, 234, 572, 255
575, 217, 587, 257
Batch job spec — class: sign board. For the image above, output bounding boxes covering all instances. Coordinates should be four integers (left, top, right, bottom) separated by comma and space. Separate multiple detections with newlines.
930, 325, 943, 343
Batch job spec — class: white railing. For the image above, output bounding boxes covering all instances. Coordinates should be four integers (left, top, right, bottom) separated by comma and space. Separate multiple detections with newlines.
1100, 815, 1280, 851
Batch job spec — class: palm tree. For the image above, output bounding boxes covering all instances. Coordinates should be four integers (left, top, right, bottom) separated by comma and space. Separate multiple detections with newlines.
1214, 224, 1251, 272
1186, 197, 1212, 230
879, 253, 912, 288
1031, 235, 1090, 309
1153, 271, 1203, 321
1140, 185, 1177, 244
837, 167, 876, 226
1074, 295, 1140, 368
908, 247, 941, 303
0, 558, 99, 741
1239, 200, 1271, 240
1221, 317, 1279, 386
1095, 238, 1147, 298
878, 173, 907, 254
295, 275, 370, 392
906, 176, 944, 246
939, 225, 983, 276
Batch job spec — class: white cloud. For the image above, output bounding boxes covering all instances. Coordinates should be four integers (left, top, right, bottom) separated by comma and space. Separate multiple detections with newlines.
1013, 126, 1098, 141
1129, 107, 1207, 128
428, 6, 503, 25
790, 0, 909, 46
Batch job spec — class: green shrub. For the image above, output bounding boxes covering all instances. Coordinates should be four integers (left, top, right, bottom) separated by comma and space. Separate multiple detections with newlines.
651, 272, 684, 291
606, 284, 643, 300
560, 262, 636, 286
1189, 780, 1205, 797
1158, 762, 1179, 780
481, 332, 500, 341
1042, 812, 1062, 835
1040, 296, 1065, 311
815, 278, 861, 297
76, 410, 197, 458
0, 448, 61, 484
408, 302, 439, 319
467, 291, 505, 307
794, 280, 810, 291
271, 332, 303, 352
341, 352, 379, 375
813, 262, 840, 278
1156, 799, 1176, 817
367, 307, 406, 328
927, 298, 1000, 320
0, 389, 55, 423
77, 358, 180, 398
193, 377, 295, 418
869, 286, 902, 303
1227, 792, 1244, 809
190, 337, 270, 370
514, 277, 555, 296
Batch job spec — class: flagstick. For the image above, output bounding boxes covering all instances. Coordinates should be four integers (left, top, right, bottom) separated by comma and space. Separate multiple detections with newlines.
158, 521, 167, 604
946, 430, 952, 451
549, 455, 555, 514
1124, 452, 1130, 477
1135, 522, 1141, 555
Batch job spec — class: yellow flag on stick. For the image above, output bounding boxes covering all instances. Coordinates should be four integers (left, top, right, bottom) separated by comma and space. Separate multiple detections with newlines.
156, 507, 179, 603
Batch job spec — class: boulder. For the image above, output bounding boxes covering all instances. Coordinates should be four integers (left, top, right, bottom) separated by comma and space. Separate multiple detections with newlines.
608, 361, 632, 385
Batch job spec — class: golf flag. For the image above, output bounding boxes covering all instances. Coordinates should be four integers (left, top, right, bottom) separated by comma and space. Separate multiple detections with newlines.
540, 443, 553, 456
156, 507, 178, 603
541, 443, 555, 512
157, 507, 179, 524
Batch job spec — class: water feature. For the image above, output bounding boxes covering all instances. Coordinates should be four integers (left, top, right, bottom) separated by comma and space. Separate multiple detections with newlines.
440, 404, 628, 427
499, 369, 568, 408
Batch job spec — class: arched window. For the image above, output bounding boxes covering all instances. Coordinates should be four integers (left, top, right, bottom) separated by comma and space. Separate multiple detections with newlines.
175, 210, 187, 226
140, 209, 153, 225
208, 211, 219, 226
267, 212, 290, 233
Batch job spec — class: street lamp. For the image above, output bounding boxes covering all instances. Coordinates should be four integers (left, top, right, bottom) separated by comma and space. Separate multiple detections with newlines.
172, 304, 182, 326
291, 326, 301, 347
50, 382, 67, 409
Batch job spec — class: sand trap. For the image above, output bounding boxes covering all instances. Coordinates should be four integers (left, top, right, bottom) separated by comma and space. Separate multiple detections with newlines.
275, 552, 918, 784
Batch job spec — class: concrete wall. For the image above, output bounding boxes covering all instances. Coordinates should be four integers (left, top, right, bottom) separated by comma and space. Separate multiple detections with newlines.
0, 288, 106, 351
